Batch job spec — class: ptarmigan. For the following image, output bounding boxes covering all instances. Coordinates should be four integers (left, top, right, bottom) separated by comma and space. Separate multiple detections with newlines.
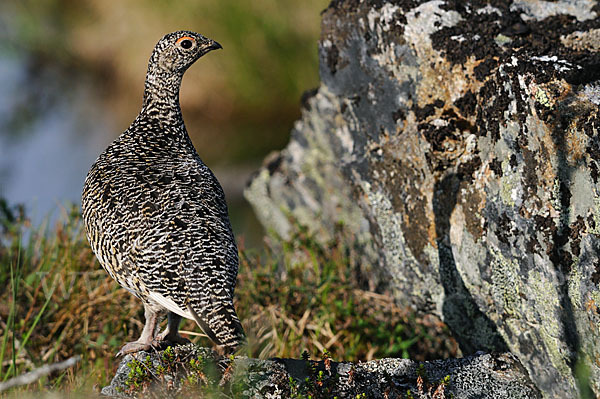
82, 30, 245, 355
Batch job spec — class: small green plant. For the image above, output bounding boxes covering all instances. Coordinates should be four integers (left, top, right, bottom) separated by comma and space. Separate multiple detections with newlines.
287, 349, 340, 399
124, 355, 153, 393
183, 357, 206, 387
407, 363, 451, 399
161, 345, 176, 371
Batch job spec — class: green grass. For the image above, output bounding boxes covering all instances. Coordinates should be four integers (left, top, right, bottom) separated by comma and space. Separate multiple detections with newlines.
0, 202, 457, 396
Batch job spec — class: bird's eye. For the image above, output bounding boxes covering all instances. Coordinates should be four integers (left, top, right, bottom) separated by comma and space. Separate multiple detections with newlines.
176, 36, 195, 50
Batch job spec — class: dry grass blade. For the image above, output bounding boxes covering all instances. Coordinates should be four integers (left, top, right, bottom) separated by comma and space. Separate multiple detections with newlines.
178, 330, 208, 338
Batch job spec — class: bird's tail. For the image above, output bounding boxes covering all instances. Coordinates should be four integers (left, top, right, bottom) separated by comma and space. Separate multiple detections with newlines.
187, 301, 245, 352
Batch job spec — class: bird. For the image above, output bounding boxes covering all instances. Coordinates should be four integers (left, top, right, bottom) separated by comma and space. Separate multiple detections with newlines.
81, 30, 245, 356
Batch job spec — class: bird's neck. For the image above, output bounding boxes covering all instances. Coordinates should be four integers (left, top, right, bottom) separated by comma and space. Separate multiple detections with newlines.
140, 69, 184, 124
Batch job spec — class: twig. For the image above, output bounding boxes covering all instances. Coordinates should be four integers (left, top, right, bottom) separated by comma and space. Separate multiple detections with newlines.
0, 356, 80, 392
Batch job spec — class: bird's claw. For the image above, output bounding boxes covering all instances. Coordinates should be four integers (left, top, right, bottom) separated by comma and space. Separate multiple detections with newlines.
116, 341, 153, 357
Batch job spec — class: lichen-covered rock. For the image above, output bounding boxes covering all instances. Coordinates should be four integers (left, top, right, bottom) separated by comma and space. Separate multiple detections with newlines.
101, 344, 539, 398
244, 0, 600, 397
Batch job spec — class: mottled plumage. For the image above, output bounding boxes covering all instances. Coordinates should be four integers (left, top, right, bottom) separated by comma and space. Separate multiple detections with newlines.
82, 31, 245, 355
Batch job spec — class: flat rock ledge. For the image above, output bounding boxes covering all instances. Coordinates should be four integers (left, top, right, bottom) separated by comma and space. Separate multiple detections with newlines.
101, 344, 539, 398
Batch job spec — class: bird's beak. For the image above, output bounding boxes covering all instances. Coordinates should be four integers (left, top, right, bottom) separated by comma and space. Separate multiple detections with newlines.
207, 40, 222, 51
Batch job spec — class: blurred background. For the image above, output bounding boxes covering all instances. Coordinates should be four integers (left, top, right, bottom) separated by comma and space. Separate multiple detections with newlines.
0, 0, 329, 247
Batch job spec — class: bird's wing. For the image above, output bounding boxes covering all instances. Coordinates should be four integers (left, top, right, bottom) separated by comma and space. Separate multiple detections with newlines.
125, 161, 242, 346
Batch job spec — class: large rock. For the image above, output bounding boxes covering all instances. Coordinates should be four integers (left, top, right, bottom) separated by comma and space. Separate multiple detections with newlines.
244, 0, 600, 397
101, 344, 539, 398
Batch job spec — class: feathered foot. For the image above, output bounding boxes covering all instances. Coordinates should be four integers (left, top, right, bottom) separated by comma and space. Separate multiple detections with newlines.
116, 303, 161, 357
152, 312, 191, 348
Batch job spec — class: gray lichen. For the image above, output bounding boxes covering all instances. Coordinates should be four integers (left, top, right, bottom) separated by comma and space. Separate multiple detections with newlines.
245, 0, 600, 397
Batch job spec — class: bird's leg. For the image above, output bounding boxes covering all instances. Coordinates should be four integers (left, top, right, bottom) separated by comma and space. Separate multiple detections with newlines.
153, 312, 191, 346
116, 304, 161, 357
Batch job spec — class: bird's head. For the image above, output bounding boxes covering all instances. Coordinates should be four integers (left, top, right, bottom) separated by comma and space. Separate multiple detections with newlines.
149, 30, 222, 75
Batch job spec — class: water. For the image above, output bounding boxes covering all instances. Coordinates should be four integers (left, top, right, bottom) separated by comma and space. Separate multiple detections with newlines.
0, 53, 113, 224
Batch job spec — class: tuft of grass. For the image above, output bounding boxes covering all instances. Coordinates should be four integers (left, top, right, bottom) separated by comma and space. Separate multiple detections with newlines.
0, 203, 457, 395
